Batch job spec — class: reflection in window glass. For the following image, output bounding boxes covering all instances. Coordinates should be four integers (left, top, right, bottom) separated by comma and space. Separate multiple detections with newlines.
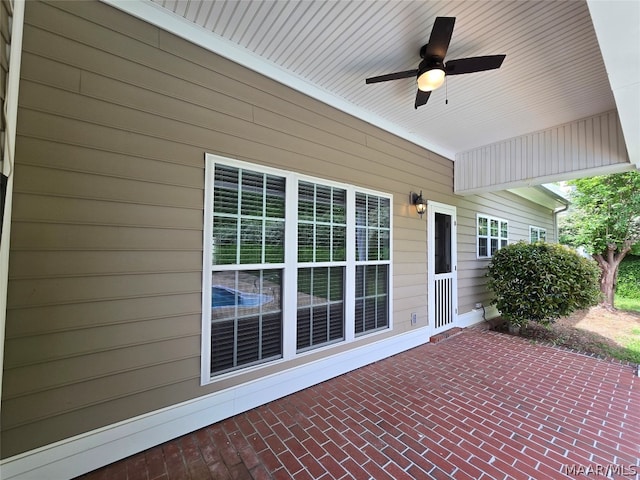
530, 226, 547, 243
210, 270, 282, 375
296, 267, 344, 352
355, 265, 389, 335
355, 192, 391, 335
298, 182, 347, 263
213, 165, 285, 265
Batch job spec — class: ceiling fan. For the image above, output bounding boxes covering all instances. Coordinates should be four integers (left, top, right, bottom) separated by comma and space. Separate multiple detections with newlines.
365, 17, 506, 109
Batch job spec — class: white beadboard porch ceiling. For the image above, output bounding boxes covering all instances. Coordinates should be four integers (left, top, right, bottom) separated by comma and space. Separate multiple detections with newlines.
131, 0, 633, 161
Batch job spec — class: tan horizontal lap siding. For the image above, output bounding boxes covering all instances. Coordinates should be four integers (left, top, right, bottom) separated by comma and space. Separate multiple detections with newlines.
455, 191, 556, 312
1, 0, 451, 457
2, 0, 556, 458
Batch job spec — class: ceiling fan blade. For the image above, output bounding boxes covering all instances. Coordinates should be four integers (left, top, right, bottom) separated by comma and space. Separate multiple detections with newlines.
422, 17, 455, 59
445, 55, 506, 75
414, 89, 432, 109
366, 69, 418, 84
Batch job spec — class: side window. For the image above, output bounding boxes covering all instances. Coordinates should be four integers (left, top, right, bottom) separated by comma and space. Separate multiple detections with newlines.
296, 182, 347, 352
355, 193, 391, 335
477, 214, 508, 258
530, 226, 547, 243
209, 164, 285, 375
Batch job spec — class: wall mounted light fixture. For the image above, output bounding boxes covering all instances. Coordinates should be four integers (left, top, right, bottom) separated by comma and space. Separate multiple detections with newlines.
410, 191, 427, 218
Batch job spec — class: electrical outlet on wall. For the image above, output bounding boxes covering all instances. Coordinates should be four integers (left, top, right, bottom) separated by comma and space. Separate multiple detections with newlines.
410, 312, 417, 325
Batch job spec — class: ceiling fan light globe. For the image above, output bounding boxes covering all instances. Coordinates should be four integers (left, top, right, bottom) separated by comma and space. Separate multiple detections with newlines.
417, 68, 445, 92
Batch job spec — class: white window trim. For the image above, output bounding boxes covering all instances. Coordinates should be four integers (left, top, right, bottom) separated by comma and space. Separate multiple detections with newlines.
529, 225, 547, 243
202, 153, 393, 385
476, 213, 509, 259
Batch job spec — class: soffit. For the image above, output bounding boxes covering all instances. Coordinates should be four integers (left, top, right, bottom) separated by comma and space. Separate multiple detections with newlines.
113, 1, 624, 163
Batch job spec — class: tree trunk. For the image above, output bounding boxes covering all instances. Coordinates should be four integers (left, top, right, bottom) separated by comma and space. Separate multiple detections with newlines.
592, 242, 631, 309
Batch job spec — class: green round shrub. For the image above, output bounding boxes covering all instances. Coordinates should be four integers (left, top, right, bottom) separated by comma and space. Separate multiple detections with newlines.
616, 256, 640, 299
487, 242, 601, 327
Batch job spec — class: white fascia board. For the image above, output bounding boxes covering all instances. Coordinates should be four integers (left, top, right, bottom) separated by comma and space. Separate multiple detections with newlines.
507, 185, 569, 210
587, 0, 640, 168
100, 0, 455, 161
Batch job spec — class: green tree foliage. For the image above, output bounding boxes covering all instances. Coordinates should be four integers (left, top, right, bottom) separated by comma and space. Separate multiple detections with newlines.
487, 242, 601, 328
559, 171, 640, 307
617, 255, 640, 299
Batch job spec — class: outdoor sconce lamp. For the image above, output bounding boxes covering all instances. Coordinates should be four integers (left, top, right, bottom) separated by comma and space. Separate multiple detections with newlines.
411, 191, 427, 218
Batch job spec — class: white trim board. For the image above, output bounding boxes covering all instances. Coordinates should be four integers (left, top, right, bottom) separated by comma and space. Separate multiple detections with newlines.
457, 304, 500, 329
0, 327, 430, 480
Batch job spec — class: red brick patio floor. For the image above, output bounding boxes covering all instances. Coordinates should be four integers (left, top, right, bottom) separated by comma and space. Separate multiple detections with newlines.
78, 328, 640, 480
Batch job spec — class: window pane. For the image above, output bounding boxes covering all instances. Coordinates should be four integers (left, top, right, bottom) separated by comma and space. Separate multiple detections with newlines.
210, 270, 282, 375
297, 267, 344, 352
490, 219, 499, 237
333, 226, 346, 261
298, 223, 314, 263
367, 229, 379, 261
315, 185, 332, 222
214, 165, 286, 268
298, 182, 315, 221
239, 218, 263, 264
478, 238, 488, 257
355, 192, 390, 263
264, 221, 285, 263
214, 165, 239, 215
367, 196, 379, 227
298, 182, 347, 264
212, 217, 237, 265
380, 230, 390, 261
355, 194, 367, 226
241, 170, 264, 216
379, 198, 390, 228
376, 296, 389, 329
540, 230, 546, 241
355, 264, 388, 336
491, 238, 499, 255
530, 229, 538, 243
356, 227, 367, 261
500, 221, 508, 238
355, 299, 364, 334
333, 189, 346, 223
478, 217, 488, 236
316, 225, 331, 262
265, 175, 285, 219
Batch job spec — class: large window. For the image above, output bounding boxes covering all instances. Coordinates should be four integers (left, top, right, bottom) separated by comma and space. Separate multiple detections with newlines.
355, 193, 390, 335
202, 155, 392, 382
208, 165, 285, 375
477, 214, 508, 258
297, 182, 346, 352
529, 226, 547, 243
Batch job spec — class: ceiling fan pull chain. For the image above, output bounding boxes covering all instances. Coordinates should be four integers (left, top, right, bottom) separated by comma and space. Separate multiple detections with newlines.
445, 76, 449, 105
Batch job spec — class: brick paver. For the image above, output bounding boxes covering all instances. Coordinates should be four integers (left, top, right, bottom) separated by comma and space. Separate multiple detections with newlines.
77, 329, 640, 479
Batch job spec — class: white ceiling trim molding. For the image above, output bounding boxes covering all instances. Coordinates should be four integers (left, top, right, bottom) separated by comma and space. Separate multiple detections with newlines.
100, 0, 456, 160
587, 0, 640, 169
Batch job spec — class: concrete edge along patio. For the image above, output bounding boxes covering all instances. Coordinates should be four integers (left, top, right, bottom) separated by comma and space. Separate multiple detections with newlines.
77, 327, 640, 480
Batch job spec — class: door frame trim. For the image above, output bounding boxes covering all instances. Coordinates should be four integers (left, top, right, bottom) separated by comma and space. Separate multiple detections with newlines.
427, 201, 458, 336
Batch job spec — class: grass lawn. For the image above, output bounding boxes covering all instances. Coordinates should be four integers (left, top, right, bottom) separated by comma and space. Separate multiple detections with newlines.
615, 296, 640, 312
514, 302, 640, 364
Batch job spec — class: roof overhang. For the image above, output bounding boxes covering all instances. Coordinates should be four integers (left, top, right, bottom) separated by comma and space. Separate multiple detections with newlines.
587, 0, 640, 170
508, 185, 569, 211
101, 0, 639, 185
